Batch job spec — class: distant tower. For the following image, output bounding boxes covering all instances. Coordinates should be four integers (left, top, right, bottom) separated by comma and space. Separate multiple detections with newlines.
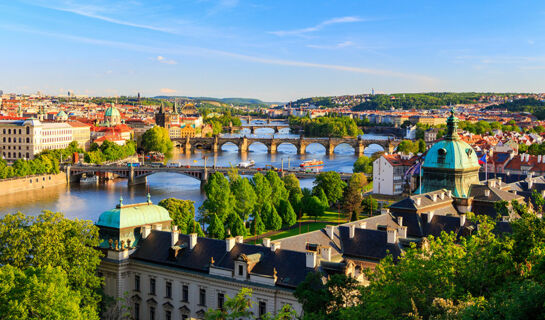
372, 88, 375, 95
137, 92, 141, 101
155, 102, 167, 127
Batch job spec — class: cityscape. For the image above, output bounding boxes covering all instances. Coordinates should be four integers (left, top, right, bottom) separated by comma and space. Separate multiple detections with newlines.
2, 1, 545, 320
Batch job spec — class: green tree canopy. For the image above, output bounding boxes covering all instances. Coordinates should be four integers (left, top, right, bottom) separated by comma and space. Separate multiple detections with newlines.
231, 177, 257, 221
313, 171, 346, 205
266, 170, 289, 206
353, 155, 373, 174
207, 213, 225, 239
158, 198, 200, 234
250, 213, 266, 236
251, 172, 272, 209
278, 199, 297, 227
140, 126, 173, 155
201, 172, 235, 222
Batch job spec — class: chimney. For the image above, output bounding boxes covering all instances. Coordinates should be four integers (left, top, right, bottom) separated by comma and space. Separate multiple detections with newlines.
171, 225, 179, 246
397, 216, 403, 226
189, 233, 197, 250
427, 211, 434, 223
358, 221, 367, 229
325, 225, 336, 240
398, 226, 407, 238
439, 192, 445, 200
306, 251, 317, 268
460, 214, 466, 227
529, 179, 534, 189
447, 190, 452, 198
431, 194, 437, 202
226, 237, 236, 252
387, 228, 397, 244
321, 247, 331, 262
142, 225, 151, 239
271, 241, 281, 252
538, 155, 542, 163
484, 189, 490, 197
349, 225, 355, 239
153, 223, 163, 231
235, 236, 244, 244
262, 238, 271, 248
415, 197, 421, 206
498, 177, 502, 186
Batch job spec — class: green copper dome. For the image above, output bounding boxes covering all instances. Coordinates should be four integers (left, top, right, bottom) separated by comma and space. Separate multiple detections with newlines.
419, 109, 481, 198
104, 105, 121, 118
97, 198, 172, 229
56, 110, 67, 118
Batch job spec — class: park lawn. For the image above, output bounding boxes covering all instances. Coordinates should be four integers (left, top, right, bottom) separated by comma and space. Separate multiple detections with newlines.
300, 210, 347, 224
269, 222, 330, 241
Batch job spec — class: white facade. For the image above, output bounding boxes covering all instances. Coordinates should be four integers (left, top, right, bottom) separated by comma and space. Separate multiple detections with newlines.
0, 119, 73, 161
373, 155, 408, 196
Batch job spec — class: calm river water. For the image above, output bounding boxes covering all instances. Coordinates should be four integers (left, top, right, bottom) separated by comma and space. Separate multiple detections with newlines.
0, 127, 390, 222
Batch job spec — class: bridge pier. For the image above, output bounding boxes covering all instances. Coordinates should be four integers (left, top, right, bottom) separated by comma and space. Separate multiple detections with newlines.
270, 142, 277, 154
328, 142, 335, 155
239, 137, 249, 153
250, 127, 256, 134
356, 143, 365, 157
298, 143, 306, 155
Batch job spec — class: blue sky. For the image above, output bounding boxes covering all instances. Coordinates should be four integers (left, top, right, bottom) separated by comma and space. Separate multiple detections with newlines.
1, 0, 544, 101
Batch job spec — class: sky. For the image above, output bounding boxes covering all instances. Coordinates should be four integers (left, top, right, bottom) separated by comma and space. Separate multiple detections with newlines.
1, 0, 545, 101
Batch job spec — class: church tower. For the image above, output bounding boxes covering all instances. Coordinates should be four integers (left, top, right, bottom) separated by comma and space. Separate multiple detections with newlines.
419, 109, 480, 198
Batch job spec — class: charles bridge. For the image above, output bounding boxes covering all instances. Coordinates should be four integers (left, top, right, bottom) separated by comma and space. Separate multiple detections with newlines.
172, 136, 399, 156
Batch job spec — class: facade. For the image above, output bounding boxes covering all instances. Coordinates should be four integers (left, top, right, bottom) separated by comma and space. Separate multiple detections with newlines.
419, 110, 480, 198
0, 119, 73, 161
373, 154, 419, 195
104, 105, 122, 126
69, 121, 91, 150
97, 198, 314, 320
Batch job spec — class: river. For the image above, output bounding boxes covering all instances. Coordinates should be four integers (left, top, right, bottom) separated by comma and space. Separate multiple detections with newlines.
0, 127, 391, 222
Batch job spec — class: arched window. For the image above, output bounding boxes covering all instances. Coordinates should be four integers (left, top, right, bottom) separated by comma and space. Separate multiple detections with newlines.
438, 148, 447, 164
26, 126, 30, 134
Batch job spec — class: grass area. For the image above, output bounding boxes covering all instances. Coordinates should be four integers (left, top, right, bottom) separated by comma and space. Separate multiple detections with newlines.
300, 210, 347, 224
269, 222, 330, 241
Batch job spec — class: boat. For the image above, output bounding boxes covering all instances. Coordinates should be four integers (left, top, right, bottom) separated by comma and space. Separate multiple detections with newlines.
80, 176, 98, 184
237, 160, 255, 168
299, 159, 324, 172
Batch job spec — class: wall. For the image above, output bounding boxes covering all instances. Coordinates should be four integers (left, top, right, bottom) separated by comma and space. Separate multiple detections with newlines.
0, 173, 66, 195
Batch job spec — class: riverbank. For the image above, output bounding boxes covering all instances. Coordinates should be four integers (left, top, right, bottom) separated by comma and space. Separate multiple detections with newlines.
0, 173, 66, 195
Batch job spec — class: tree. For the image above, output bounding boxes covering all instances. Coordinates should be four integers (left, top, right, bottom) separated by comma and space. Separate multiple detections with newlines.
231, 177, 257, 221
318, 188, 330, 209
201, 172, 235, 222
278, 199, 297, 227
294, 272, 329, 316
343, 173, 367, 218
306, 196, 325, 222
266, 170, 289, 206
353, 155, 373, 174
251, 172, 272, 209
283, 174, 303, 207
313, 172, 346, 205
250, 213, 266, 236
532, 190, 545, 214
205, 288, 297, 320
418, 139, 427, 153
0, 211, 102, 318
207, 213, 225, 239
261, 202, 282, 231
140, 126, 173, 155
361, 196, 378, 216
229, 213, 247, 237
0, 265, 98, 320
158, 198, 197, 234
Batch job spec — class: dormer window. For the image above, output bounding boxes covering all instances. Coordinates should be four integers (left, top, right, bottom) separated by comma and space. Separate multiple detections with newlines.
438, 148, 447, 163
238, 265, 243, 276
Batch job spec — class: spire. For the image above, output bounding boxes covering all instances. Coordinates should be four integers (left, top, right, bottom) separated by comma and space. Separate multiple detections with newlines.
445, 107, 459, 141
147, 192, 152, 204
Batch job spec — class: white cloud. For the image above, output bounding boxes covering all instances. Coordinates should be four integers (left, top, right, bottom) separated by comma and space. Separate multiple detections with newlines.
160, 88, 177, 94
156, 56, 177, 65
269, 16, 362, 36
307, 41, 355, 49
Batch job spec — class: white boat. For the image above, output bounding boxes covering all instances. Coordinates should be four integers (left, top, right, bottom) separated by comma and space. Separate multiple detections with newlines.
80, 176, 98, 184
237, 160, 255, 168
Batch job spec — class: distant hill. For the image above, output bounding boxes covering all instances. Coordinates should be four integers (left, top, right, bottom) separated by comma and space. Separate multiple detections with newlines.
153, 96, 282, 106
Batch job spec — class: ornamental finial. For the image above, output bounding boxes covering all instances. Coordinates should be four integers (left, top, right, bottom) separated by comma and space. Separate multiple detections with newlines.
119, 196, 123, 207
147, 192, 151, 204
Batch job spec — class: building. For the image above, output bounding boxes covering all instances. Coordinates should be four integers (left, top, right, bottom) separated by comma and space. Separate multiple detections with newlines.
373, 153, 419, 195
155, 102, 180, 129
419, 110, 480, 198
103, 105, 122, 127
0, 119, 73, 161
98, 197, 314, 320
69, 121, 91, 150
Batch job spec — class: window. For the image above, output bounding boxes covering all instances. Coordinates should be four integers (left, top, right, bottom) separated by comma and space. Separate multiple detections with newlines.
26, 127, 29, 134
149, 307, 155, 320
199, 288, 206, 306
165, 310, 171, 320
135, 275, 140, 291
238, 265, 243, 276
217, 293, 225, 310
182, 285, 189, 302
149, 278, 156, 295
165, 281, 172, 299
134, 302, 140, 320
259, 301, 266, 317
182, 315, 188, 320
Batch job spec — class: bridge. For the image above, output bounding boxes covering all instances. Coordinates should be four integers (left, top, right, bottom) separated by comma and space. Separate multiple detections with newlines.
228, 124, 290, 134
66, 164, 354, 186
238, 116, 287, 123
173, 136, 399, 156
